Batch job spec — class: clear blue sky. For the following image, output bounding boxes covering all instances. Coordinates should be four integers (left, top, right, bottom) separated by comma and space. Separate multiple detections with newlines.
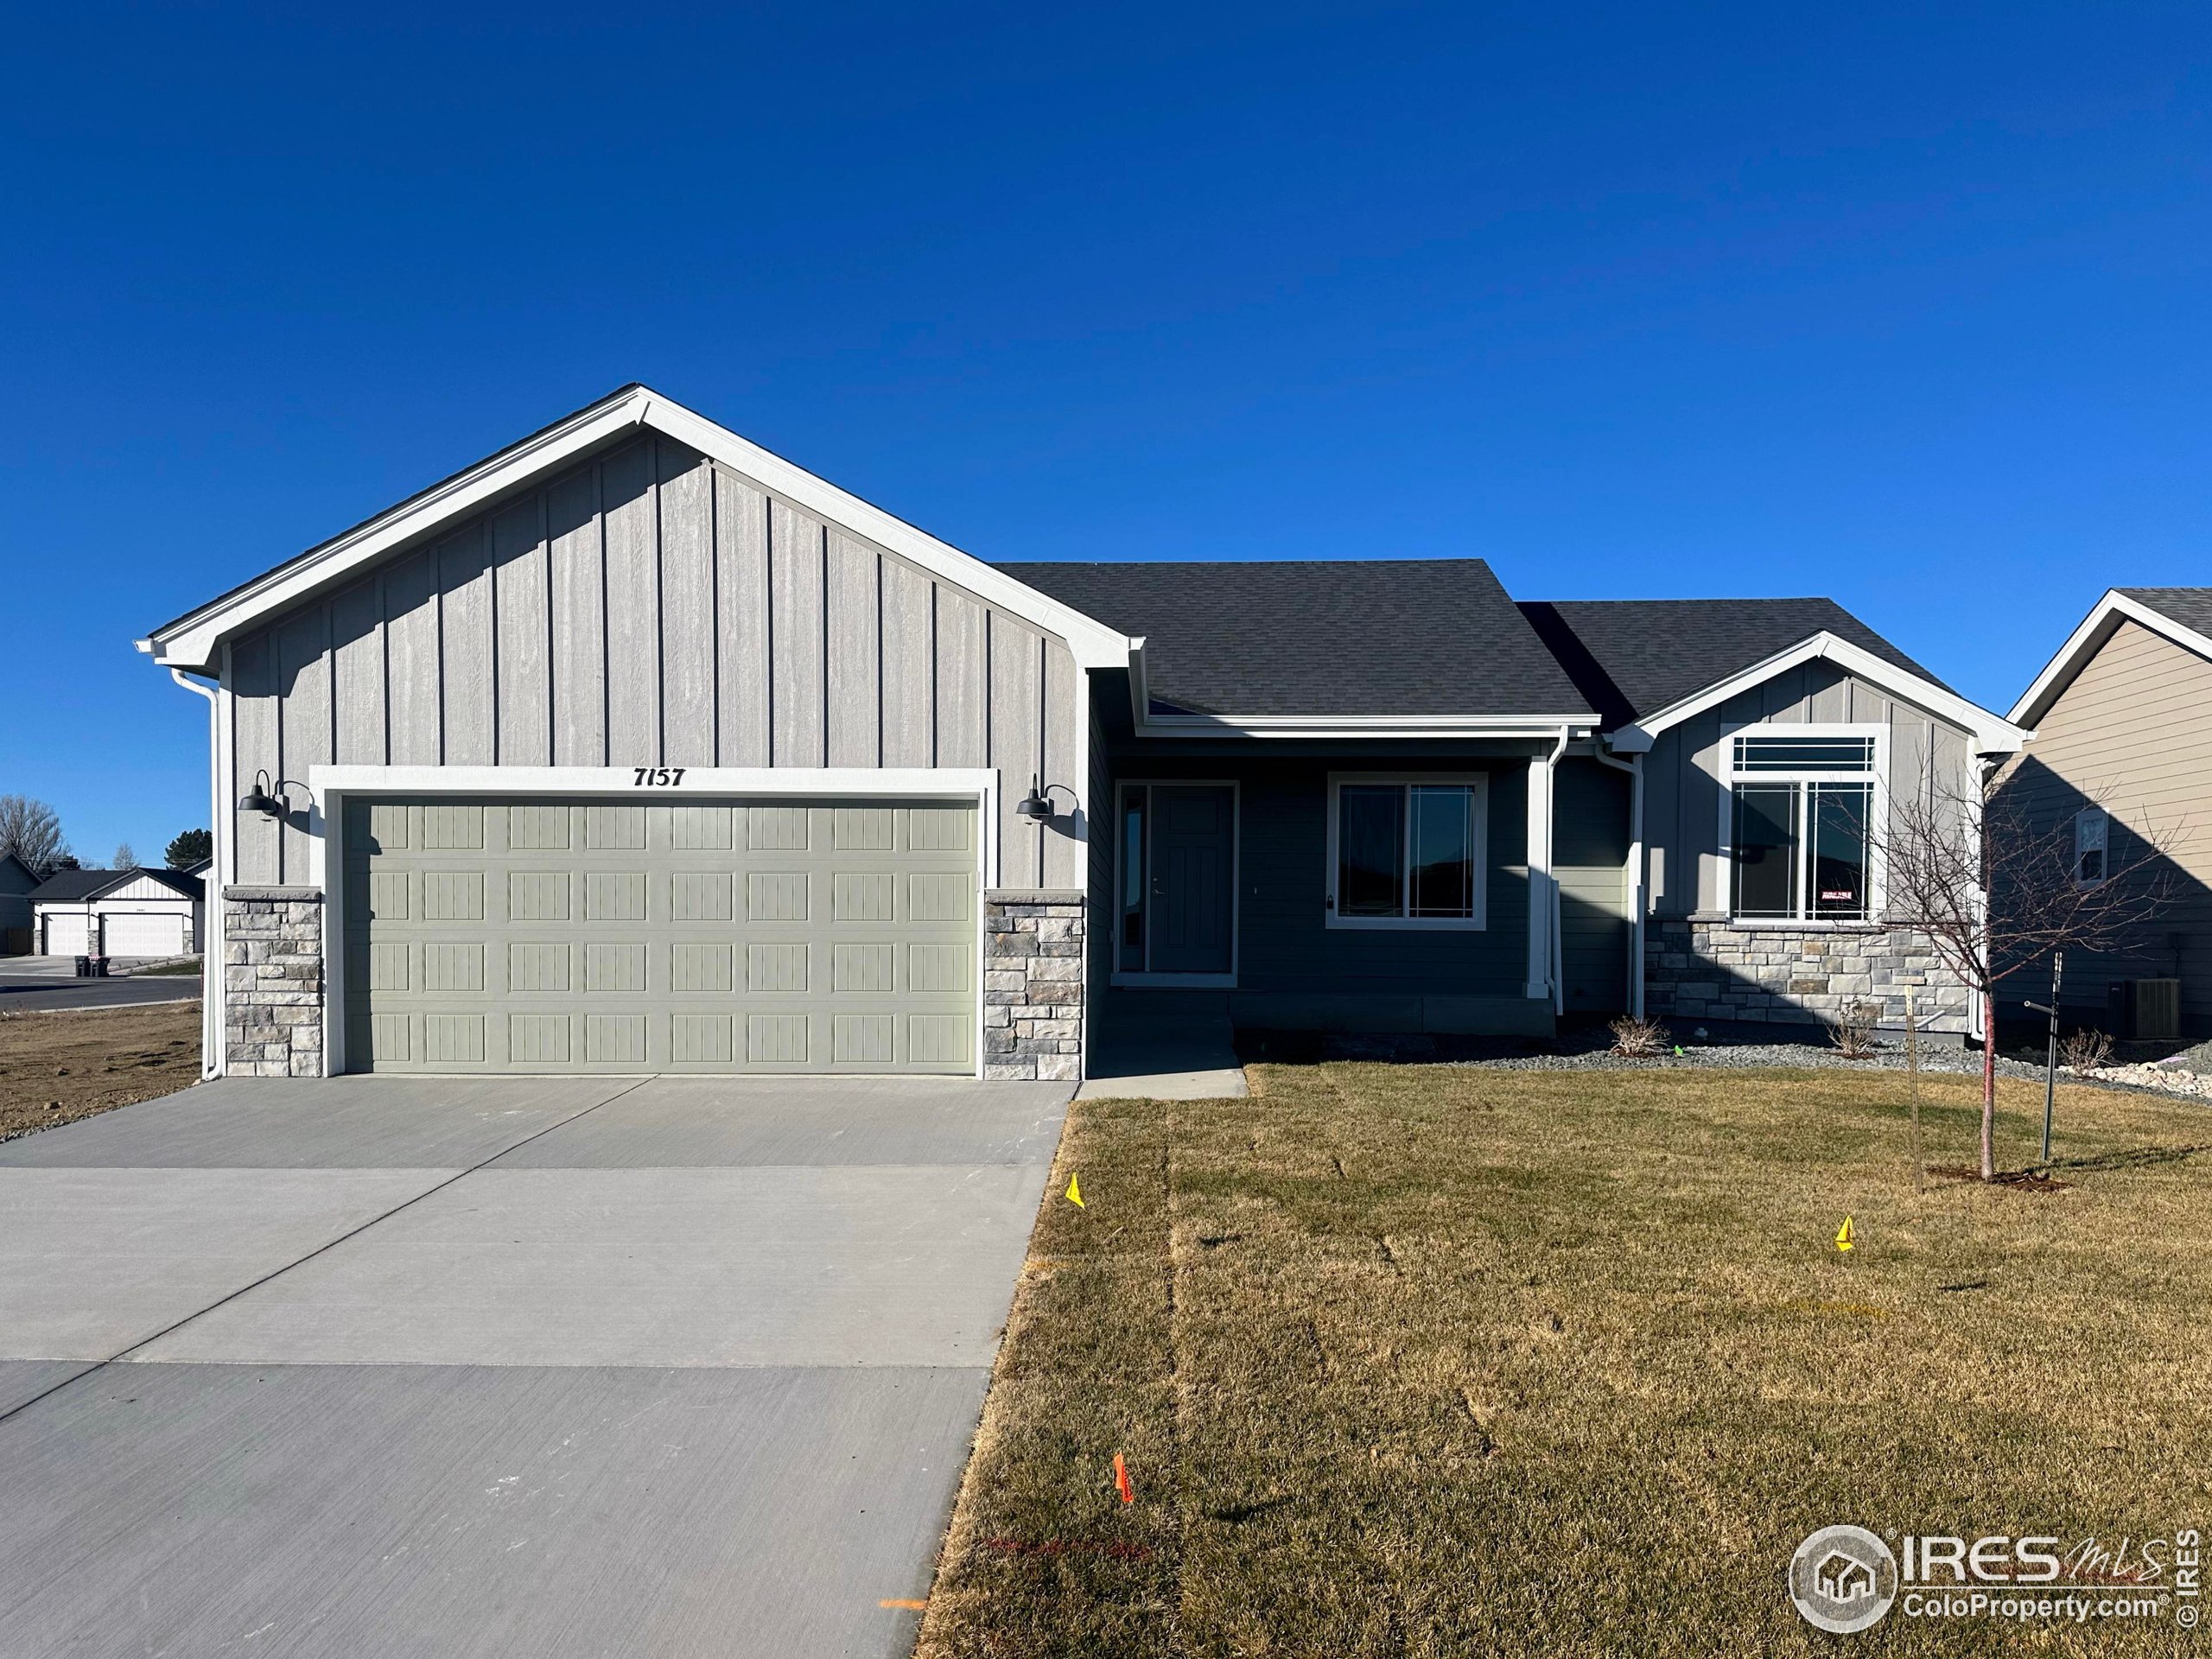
4, 3, 2206, 866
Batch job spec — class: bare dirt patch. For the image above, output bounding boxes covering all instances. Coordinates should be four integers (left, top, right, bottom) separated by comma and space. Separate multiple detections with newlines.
0, 1003, 202, 1141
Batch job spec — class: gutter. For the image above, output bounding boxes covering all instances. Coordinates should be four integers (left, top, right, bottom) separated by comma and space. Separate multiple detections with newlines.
168, 669, 223, 1081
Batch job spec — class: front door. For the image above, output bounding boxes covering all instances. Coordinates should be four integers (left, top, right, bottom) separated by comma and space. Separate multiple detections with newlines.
1147, 785, 1235, 975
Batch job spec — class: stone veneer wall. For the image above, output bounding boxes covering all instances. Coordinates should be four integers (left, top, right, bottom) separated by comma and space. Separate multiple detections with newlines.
983, 890, 1084, 1082
223, 887, 326, 1077
1645, 918, 1972, 1035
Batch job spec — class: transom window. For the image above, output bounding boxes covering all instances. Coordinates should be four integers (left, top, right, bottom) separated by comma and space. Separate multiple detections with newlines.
1326, 775, 1488, 930
1725, 730, 1879, 924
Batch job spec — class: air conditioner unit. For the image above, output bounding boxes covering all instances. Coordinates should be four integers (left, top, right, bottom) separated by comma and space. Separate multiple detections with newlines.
2109, 978, 2182, 1041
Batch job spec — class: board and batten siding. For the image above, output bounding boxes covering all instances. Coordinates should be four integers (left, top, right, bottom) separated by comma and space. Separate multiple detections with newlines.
225, 433, 1083, 891
1995, 616, 2212, 1031
1642, 660, 1977, 918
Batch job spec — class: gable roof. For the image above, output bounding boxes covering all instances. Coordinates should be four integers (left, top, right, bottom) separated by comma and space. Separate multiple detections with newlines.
1519, 598, 1944, 724
139, 385, 1135, 675
2011, 587, 2212, 728
997, 559, 1596, 723
30, 868, 123, 902
27, 866, 204, 905
1522, 597, 2022, 752
0, 853, 39, 893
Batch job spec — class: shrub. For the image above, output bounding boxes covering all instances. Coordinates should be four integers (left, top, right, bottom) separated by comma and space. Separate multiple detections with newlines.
2059, 1027, 2115, 1074
1608, 1015, 1670, 1058
1827, 1000, 1883, 1058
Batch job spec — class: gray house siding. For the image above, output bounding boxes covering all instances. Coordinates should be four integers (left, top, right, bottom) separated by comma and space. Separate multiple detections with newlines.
1640, 659, 1979, 1034
224, 432, 1084, 893
1555, 758, 1630, 1013
1100, 750, 1535, 1019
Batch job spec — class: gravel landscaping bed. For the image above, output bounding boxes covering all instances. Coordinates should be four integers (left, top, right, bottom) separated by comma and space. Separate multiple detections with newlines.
1243, 1025, 2212, 1103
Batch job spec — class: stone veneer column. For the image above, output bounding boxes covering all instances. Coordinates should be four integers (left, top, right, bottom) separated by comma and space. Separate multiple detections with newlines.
982, 890, 1085, 1082
1643, 918, 1972, 1035
222, 887, 326, 1077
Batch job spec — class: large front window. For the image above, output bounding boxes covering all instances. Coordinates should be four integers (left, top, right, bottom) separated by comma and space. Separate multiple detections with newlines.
1327, 775, 1487, 929
1726, 732, 1877, 923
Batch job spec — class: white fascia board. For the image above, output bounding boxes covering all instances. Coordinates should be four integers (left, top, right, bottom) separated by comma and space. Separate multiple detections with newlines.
1624, 632, 2026, 754
142, 393, 651, 671
144, 386, 1138, 675
311, 765, 1000, 798
641, 397, 1135, 671
1135, 713, 1597, 740
2007, 589, 2212, 728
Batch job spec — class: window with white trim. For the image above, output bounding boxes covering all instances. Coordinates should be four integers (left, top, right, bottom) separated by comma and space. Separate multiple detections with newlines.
1725, 732, 1878, 923
1326, 775, 1487, 929
2074, 806, 2108, 887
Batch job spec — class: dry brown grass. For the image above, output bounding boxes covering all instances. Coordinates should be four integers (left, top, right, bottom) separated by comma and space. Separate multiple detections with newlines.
917, 1063, 2212, 1657
0, 1002, 202, 1141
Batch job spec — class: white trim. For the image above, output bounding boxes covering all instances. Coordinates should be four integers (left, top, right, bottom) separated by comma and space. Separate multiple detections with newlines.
1324, 772, 1492, 935
1716, 722, 1889, 926
309, 765, 1001, 1080
1624, 632, 2024, 754
1109, 779, 1241, 985
2009, 588, 2212, 728
1139, 713, 1596, 741
143, 385, 1137, 675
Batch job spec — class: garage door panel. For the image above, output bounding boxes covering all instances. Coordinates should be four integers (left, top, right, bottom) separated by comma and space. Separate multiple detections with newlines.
347, 797, 978, 1074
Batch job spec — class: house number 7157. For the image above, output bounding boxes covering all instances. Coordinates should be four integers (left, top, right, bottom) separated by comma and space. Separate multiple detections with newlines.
632, 767, 688, 786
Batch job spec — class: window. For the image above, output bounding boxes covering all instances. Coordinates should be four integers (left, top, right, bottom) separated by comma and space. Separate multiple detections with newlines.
1724, 731, 1878, 924
2074, 807, 2107, 887
1327, 776, 1487, 928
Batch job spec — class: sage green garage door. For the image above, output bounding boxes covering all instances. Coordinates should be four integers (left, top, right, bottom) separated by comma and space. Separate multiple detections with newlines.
341, 798, 978, 1074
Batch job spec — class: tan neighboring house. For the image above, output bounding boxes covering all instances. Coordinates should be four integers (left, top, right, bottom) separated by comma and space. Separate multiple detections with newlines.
2002, 588, 2212, 1038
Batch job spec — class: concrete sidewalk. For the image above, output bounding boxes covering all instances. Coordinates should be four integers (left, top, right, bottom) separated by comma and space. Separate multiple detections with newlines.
0, 1073, 1071, 1658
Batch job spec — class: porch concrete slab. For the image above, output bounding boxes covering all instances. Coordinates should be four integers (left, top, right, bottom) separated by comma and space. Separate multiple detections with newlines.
1077, 1036, 1248, 1101
133, 1164, 1046, 1369
0, 1166, 452, 1359
491, 1075, 1071, 1168
0, 1077, 637, 1169
0, 1361, 983, 1659
0, 1360, 92, 1417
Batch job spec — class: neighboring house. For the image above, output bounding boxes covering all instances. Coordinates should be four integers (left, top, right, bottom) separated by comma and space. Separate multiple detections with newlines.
29, 868, 206, 958
137, 385, 2023, 1081
2000, 588, 2212, 1037
0, 852, 40, 954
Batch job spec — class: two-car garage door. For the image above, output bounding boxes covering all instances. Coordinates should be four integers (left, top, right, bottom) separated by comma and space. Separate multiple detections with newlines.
342, 797, 978, 1074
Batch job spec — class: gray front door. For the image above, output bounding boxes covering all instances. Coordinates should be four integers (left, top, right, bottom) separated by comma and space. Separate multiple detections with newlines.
1148, 785, 1235, 975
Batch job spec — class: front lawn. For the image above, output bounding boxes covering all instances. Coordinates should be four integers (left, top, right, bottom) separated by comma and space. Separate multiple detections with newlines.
916, 1064, 2212, 1656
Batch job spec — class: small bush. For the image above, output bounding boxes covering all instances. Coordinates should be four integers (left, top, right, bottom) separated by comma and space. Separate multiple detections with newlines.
1608, 1015, 1670, 1058
2060, 1027, 2115, 1073
1827, 1001, 1883, 1058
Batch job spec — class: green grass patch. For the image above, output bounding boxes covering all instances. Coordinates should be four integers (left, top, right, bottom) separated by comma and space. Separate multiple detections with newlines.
917, 1065, 2212, 1656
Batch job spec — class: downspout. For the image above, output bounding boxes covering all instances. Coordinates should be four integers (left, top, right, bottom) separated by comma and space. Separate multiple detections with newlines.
1592, 743, 1645, 1019
169, 668, 223, 1081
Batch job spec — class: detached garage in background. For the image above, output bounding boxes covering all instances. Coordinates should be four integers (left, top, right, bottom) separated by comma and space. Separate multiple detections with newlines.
30, 867, 205, 957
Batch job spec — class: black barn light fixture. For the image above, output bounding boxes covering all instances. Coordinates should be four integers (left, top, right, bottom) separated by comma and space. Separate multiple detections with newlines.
238, 769, 284, 818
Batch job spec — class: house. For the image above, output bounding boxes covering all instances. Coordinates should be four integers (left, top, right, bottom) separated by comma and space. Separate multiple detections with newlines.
29, 867, 207, 958
2000, 588, 2212, 1038
0, 853, 40, 954
137, 385, 2022, 1080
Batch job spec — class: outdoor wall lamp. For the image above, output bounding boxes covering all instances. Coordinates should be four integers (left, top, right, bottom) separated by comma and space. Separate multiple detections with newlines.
238, 769, 284, 818
1015, 777, 1077, 823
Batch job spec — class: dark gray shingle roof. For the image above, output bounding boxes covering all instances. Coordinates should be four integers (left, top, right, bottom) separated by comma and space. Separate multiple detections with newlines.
1517, 598, 1944, 725
2119, 588, 2212, 638
29, 868, 123, 902
996, 559, 1595, 718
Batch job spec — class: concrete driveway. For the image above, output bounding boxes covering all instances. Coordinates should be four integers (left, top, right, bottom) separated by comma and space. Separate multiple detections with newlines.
0, 1073, 1070, 1656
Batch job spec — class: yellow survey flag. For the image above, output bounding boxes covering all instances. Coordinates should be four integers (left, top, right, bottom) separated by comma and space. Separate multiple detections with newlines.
1065, 1174, 1084, 1208
1835, 1216, 1855, 1252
